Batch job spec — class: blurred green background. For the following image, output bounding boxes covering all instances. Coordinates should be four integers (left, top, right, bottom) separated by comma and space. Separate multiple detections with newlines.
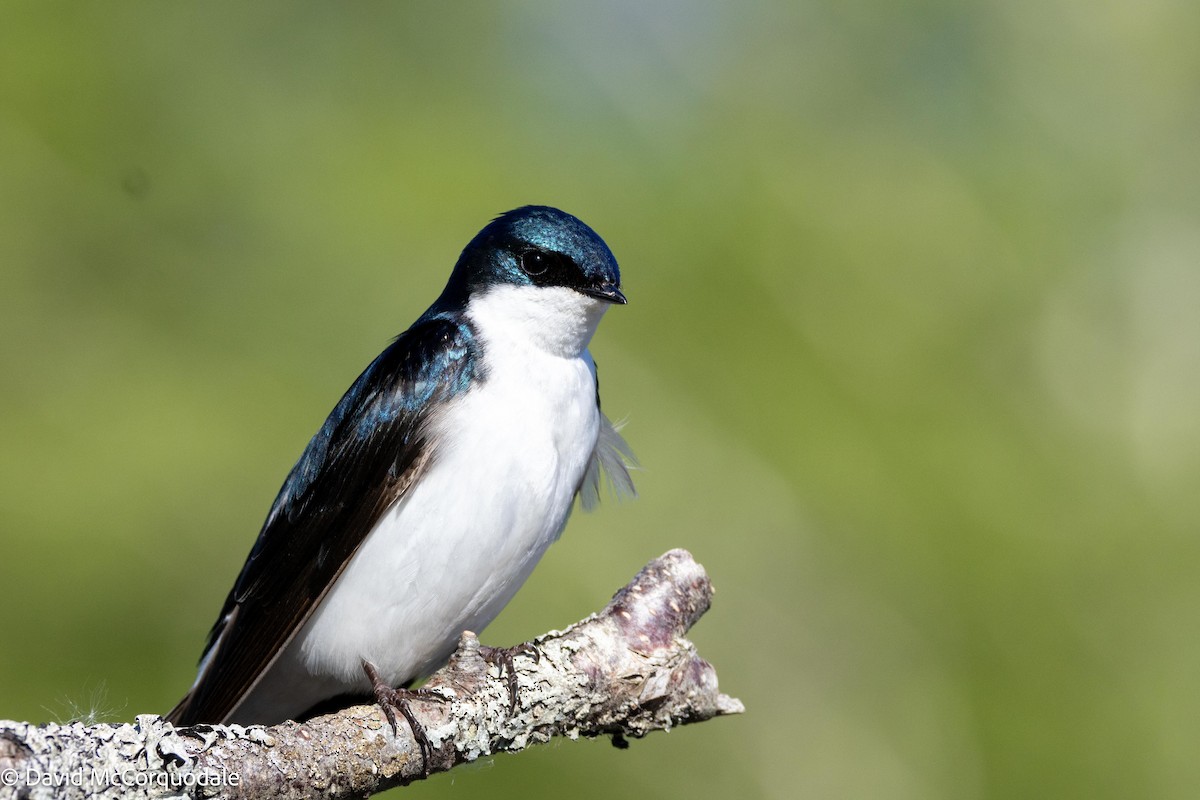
2, 2, 1198, 798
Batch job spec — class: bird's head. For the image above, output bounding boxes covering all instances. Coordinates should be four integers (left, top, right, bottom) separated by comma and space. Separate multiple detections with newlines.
441, 206, 625, 356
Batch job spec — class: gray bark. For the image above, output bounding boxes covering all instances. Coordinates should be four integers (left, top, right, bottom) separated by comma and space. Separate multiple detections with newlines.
0, 549, 742, 799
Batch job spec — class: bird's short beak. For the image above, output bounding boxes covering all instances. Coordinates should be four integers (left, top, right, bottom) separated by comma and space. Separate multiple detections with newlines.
583, 284, 627, 305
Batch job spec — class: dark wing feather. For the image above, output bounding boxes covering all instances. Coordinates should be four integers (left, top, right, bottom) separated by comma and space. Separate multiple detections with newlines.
167, 313, 478, 725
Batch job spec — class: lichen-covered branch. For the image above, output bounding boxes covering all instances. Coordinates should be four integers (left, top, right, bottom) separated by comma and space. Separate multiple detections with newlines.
0, 549, 742, 799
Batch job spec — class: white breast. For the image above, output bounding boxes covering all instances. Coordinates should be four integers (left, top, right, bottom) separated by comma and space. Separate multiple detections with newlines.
228, 285, 608, 723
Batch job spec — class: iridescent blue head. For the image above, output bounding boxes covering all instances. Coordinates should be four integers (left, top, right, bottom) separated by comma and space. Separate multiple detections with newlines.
441, 206, 625, 307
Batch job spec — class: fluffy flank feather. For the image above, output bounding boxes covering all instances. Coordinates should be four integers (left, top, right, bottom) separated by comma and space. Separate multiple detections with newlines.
580, 413, 638, 511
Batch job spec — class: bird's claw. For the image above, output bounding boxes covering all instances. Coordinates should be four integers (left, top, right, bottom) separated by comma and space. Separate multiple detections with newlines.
479, 642, 540, 712
362, 660, 446, 777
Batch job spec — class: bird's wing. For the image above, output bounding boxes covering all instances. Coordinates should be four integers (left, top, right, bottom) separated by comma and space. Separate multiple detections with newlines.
166, 313, 478, 725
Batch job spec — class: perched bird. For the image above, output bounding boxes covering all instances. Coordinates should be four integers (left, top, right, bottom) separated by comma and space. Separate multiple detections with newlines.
167, 206, 634, 736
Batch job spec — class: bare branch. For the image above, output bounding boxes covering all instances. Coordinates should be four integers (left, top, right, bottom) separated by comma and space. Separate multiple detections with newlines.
0, 549, 742, 799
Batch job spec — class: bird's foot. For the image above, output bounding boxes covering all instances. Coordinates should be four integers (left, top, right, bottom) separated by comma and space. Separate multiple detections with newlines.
362, 660, 446, 777
478, 642, 540, 712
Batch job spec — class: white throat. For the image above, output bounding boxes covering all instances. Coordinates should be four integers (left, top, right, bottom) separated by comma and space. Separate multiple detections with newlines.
465, 284, 610, 359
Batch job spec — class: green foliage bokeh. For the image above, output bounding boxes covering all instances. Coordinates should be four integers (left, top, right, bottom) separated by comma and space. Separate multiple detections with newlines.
2, 3, 1198, 798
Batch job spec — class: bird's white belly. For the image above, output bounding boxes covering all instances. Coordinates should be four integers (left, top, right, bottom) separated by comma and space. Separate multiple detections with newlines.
232, 347, 599, 721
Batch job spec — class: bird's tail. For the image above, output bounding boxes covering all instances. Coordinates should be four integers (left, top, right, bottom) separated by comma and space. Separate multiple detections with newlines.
163, 692, 194, 726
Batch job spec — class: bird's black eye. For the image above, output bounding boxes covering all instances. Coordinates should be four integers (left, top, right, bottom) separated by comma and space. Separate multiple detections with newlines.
520, 249, 550, 277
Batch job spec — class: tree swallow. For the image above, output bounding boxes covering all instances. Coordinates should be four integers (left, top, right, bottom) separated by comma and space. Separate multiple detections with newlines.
167, 206, 634, 731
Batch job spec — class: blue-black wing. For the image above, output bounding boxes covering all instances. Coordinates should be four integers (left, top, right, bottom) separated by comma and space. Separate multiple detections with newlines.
167, 313, 478, 725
